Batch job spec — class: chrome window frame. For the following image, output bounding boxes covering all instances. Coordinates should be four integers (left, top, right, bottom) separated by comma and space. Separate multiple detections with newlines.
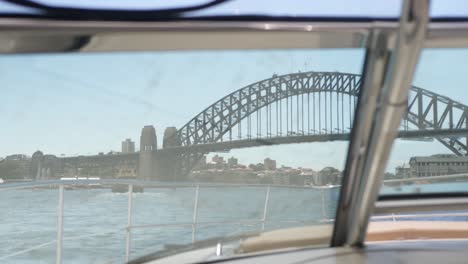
0, 20, 467, 53
332, 0, 429, 246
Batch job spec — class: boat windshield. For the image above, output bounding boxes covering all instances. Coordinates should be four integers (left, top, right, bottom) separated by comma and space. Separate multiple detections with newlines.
381, 48, 468, 196
2, 0, 468, 263
0, 48, 365, 262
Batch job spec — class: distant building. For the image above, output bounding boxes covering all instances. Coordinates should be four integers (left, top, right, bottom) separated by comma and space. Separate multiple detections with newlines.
264, 158, 277, 171
206, 155, 226, 170
289, 173, 305, 185
116, 160, 138, 178
300, 169, 317, 185
395, 164, 411, 179
227, 157, 238, 167
212, 155, 224, 164
249, 163, 265, 171
315, 167, 340, 185
5, 154, 29, 161
121, 138, 135, 153
409, 154, 468, 177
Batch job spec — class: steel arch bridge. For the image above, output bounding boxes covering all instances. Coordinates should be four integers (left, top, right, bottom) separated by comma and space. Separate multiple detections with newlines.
169, 71, 468, 174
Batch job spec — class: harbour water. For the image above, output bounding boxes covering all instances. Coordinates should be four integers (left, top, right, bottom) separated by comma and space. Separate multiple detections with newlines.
3, 182, 468, 264
0, 186, 337, 264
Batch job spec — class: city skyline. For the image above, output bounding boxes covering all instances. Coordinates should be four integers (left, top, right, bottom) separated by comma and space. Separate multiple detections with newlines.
0, 136, 329, 172
1, 131, 462, 174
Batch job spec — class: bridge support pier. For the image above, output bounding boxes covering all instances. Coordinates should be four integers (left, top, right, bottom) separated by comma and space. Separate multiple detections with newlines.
153, 127, 183, 181
154, 153, 181, 181
138, 126, 183, 181
138, 126, 157, 181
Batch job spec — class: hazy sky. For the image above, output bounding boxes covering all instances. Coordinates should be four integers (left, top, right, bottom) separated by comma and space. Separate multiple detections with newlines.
1, 0, 468, 172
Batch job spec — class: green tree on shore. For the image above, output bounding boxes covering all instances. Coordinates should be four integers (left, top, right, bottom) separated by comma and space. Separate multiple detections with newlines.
0, 160, 23, 179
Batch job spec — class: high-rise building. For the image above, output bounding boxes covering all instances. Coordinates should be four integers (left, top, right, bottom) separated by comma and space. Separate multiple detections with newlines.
264, 158, 277, 171
121, 138, 135, 153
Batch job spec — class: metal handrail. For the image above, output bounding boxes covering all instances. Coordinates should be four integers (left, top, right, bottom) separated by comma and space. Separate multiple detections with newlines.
130, 218, 312, 230
0, 180, 332, 263
382, 173, 468, 184
0, 229, 125, 262
3, 210, 465, 263
2, 179, 466, 263
0, 179, 335, 190
372, 212, 468, 221
125, 184, 133, 263
56, 185, 64, 264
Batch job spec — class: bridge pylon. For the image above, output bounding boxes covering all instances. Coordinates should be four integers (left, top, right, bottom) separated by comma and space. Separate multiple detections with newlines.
138, 125, 157, 180
154, 127, 183, 181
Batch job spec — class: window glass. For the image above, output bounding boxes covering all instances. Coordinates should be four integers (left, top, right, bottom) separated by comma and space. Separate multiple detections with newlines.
0, 48, 365, 262
381, 48, 468, 196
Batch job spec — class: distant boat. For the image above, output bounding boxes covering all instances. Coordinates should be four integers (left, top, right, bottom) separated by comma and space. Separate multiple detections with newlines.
60, 176, 103, 189
111, 184, 144, 193
111, 176, 144, 193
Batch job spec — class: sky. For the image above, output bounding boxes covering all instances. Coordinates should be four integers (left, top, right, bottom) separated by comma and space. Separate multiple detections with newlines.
1, 47, 468, 172
0, 0, 468, 172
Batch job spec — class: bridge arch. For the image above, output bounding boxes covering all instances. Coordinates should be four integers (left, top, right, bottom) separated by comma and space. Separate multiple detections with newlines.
177, 72, 361, 146
177, 71, 467, 154
171, 71, 468, 174
405, 86, 468, 155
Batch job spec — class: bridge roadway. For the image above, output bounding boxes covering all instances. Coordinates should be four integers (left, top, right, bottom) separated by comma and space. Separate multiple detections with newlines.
159, 128, 468, 155
55, 128, 468, 163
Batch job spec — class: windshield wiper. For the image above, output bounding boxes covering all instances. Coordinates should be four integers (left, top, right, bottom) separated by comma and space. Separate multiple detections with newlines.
128, 231, 260, 264
1, 0, 232, 20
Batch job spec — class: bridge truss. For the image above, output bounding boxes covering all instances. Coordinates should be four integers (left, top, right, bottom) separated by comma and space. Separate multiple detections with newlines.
174, 71, 468, 174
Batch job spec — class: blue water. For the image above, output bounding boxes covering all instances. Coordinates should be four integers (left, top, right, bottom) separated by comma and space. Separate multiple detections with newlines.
3, 183, 467, 264
381, 182, 468, 195
0, 186, 337, 264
